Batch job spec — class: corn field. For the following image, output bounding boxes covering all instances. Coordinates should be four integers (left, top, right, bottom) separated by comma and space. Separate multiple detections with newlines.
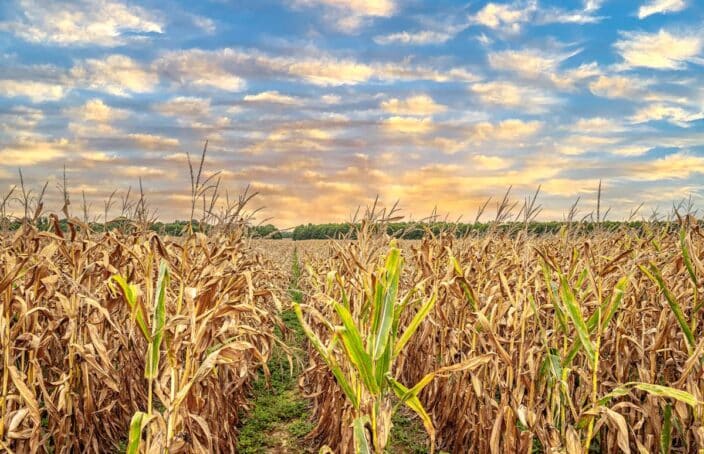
2, 206, 704, 452
0, 216, 283, 453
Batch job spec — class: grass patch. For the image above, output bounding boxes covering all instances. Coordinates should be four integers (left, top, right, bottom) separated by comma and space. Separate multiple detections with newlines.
238, 248, 313, 453
388, 408, 430, 454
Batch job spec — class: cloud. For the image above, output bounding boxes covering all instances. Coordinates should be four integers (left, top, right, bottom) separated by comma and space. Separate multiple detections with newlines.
487, 48, 599, 89
70, 55, 158, 96
0, 106, 43, 132
471, 119, 543, 142
291, 0, 395, 32
380, 95, 446, 116
469, 1, 536, 33
0, 0, 163, 47
154, 50, 246, 91
555, 135, 619, 155
611, 146, 652, 156
468, 1, 603, 33
629, 104, 703, 126
295, 0, 394, 16
65, 99, 129, 123
489, 48, 566, 77
638, 0, 688, 19
374, 30, 454, 45
472, 154, 513, 170
244, 91, 302, 105
0, 79, 66, 102
573, 117, 621, 133
382, 116, 434, 134
589, 75, 645, 98
614, 29, 702, 69
0, 137, 69, 165
153, 97, 211, 117
128, 133, 180, 150
154, 47, 476, 88
470, 81, 558, 111
627, 151, 704, 180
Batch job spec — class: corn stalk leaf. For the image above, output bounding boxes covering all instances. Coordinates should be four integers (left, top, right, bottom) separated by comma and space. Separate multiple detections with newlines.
371, 246, 402, 360
333, 301, 379, 394
127, 411, 152, 454
146, 260, 169, 379
387, 376, 435, 453
294, 302, 359, 408
394, 291, 436, 358
111, 275, 150, 341
353, 416, 372, 454
640, 263, 695, 350
660, 403, 672, 454
559, 275, 595, 363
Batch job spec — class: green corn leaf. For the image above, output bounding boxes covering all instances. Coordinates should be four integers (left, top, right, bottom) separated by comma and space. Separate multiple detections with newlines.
127, 411, 150, 454
541, 264, 568, 333
333, 302, 379, 394
559, 275, 596, 363
146, 260, 169, 379
372, 246, 402, 360
600, 382, 700, 408
111, 275, 150, 341
353, 416, 372, 454
394, 291, 437, 357
641, 263, 695, 350
633, 383, 700, 407
387, 375, 435, 451
294, 303, 359, 409
564, 276, 628, 366
660, 403, 672, 454
680, 229, 698, 288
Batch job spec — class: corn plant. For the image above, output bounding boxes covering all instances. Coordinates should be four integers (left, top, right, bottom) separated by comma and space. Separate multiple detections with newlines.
295, 241, 489, 453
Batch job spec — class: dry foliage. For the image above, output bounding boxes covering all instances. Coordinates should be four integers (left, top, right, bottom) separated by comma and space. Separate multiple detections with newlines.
297, 218, 704, 453
0, 217, 282, 453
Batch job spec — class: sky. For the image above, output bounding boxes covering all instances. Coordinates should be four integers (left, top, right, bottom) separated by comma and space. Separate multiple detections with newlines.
0, 0, 703, 227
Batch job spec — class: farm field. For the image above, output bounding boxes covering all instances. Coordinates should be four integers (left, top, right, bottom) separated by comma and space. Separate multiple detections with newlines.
2, 214, 704, 453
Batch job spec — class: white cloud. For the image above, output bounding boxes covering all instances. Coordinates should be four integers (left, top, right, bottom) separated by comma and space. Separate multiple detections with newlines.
472, 154, 513, 170
573, 117, 621, 133
296, 0, 395, 16
0, 137, 69, 165
154, 47, 476, 88
469, 0, 603, 33
65, 99, 129, 123
614, 29, 702, 70
589, 75, 645, 99
154, 50, 246, 91
154, 97, 211, 117
128, 133, 179, 150
382, 116, 434, 134
628, 152, 704, 180
489, 48, 565, 77
470, 81, 558, 112
292, 0, 395, 32
70, 55, 158, 96
0, 79, 66, 102
469, 1, 536, 33
0, 0, 163, 47
471, 119, 543, 142
380, 95, 446, 116
374, 30, 454, 45
0, 106, 43, 132
244, 91, 302, 104
630, 104, 703, 126
638, 0, 688, 19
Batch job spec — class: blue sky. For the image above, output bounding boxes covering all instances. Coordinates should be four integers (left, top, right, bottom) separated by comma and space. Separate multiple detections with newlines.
0, 0, 703, 226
